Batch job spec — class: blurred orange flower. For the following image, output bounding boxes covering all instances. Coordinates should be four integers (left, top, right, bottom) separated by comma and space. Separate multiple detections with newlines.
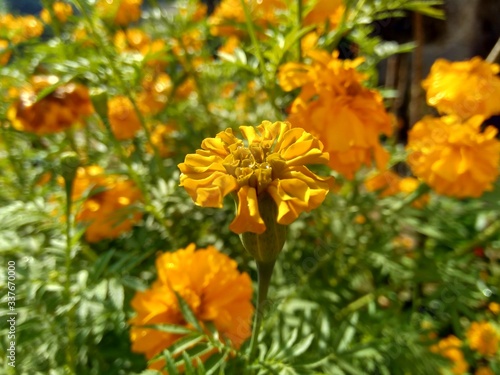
423, 57, 500, 120
72, 166, 143, 243
137, 72, 173, 115
129, 244, 253, 372
41, 2, 73, 24
0, 39, 11, 65
303, 0, 344, 30
407, 115, 500, 198
108, 96, 142, 140
147, 123, 176, 157
431, 335, 469, 375
279, 50, 392, 179
467, 321, 499, 356
0, 14, 43, 44
178, 121, 333, 234
8, 76, 93, 135
96, 0, 142, 26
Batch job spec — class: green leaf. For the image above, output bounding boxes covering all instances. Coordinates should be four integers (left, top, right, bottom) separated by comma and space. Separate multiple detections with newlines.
290, 334, 315, 357
108, 278, 124, 309
144, 324, 194, 335
163, 350, 180, 375
175, 291, 203, 332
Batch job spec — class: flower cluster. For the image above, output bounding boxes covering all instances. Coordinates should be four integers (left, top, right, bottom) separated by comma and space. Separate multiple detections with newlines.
467, 321, 499, 357
431, 335, 469, 375
279, 50, 392, 179
407, 115, 500, 198
8, 76, 94, 135
129, 244, 254, 371
40, 2, 73, 24
178, 121, 333, 234
71, 166, 143, 243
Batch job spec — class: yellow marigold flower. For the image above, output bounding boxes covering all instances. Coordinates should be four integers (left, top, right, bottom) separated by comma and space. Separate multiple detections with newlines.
175, 77, 197, 100
96, 0, 142, 26
303, 0, 344, 30
8, 76, 93, 135
114, 28, 150, 53
208, 0, 286, 37
1, 14, 44, 44
398, 177, 430, 208
129, 244, 253, 372
279, 50, 392, 179
178, 121, 333, 234
407, 115, 500, 198
423, 57, 500, 120
108, 96, 142, 140
475, 367, 494, 375
467, 321, 499, 356
431, 335, 469, 375
41, 2, 73, 24
72, 166, 143, 243
0, 39, 11, 65
218, 35, 240, 55
147, 123, 176, 157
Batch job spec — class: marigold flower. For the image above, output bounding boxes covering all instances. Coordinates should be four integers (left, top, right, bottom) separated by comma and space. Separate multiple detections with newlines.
279, 50, 392, 179
431, 335, 469, 375
129, 244, 253, 371
72, 166, 143, 243
423, 57, 500, 120
147, 123, 176, 157
179, 121, 333, 234
96, 0, 142, 26
137, 72, 173, 115
208, 0, 286, 37
489, 302, 500, 315
467, 321, 499, 356
407, 115, 500, 198
7, 76, 93, 135
41, 2, 73, 24
108, 96, 142, 140
303, 0, 344, 30
0, 14, 43, 44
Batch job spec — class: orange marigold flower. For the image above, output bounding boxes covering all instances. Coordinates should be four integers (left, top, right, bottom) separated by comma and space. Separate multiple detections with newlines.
303, 0, 344, 30
208, 0, 286, 37
407, 115, 500, 198
398, 177, 429, 208
114, 28, 150, 53
41, 2, 73, 24
431, 335, 469, 375
7, 76, 93, 135
129, 244, 253, 372
279, 50, 392, 179
137, 72, 173, 115
72, 166, 143, 243
96, 0, 142, 26
365, 170, 401, 197
423, 57, 500, 120
108, 96, 142, 140
466, 321, 499, 356
0, 14, 44, 44
147, 123, 176, 157
489, 302, 500, 315
178, 121, 333, 234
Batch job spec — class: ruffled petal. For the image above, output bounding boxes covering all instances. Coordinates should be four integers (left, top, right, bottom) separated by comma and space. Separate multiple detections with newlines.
229, 186, 266, 234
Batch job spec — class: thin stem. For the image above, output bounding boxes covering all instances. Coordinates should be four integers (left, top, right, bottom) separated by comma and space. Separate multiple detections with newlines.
63, 173, 77, 374
248, 261, 275, 363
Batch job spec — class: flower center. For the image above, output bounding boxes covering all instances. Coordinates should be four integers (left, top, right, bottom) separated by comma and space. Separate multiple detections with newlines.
223, 143, 286, 194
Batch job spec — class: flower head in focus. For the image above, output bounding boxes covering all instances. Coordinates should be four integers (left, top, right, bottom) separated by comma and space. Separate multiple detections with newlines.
129, 244, 253, 372
423, 57, 500, 120
178, 121, 333, 234
71, 166, 143, 243
108, 96, 142, 140
431, 335, 469, 375
407, 115, 500, 198
466, 321, 499, 357
7, 76, 93, 135
279, 50, 392, 179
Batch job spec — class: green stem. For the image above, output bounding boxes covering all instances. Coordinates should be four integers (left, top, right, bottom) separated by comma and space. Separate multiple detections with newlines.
248, 261, 275, 363
63, 171, 77, 374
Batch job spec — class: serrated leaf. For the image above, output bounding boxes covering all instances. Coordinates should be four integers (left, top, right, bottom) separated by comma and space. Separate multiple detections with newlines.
169, 332, 205, 356
163, 350, 180, 375
290, 333, 314, 357
144, 324, 194, 335
182, 351, 196, 375
175, 291, 203, 332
